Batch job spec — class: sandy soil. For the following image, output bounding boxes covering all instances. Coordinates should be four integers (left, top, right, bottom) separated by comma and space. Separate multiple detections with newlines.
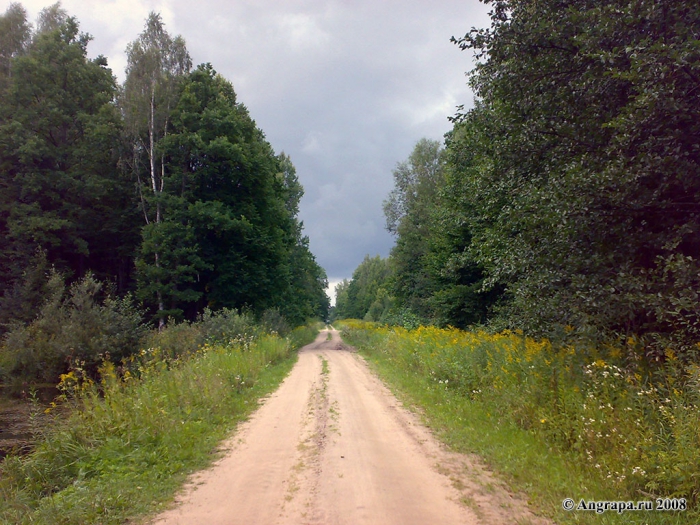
151, 329, 551, 525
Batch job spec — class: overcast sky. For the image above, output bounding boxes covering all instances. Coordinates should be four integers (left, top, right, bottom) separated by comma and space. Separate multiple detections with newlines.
4, 0, 492, 303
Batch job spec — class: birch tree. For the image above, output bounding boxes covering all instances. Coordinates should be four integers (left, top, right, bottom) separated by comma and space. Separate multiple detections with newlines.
121, 12, 191, 327
0, 3, 31, 85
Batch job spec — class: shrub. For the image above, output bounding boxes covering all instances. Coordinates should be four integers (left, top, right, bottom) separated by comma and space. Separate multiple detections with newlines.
0, 273, 145, 386
259, 308, 290, 337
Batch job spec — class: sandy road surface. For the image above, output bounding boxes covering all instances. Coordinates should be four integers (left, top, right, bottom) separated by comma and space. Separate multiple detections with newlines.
152, 329, 549, 525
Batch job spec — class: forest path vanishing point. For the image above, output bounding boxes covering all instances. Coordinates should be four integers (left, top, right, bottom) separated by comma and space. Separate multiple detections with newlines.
151, 329, 550, 525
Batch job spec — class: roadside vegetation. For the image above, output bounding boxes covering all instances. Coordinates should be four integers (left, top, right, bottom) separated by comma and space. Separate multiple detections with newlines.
0, 3, 329, 336
339, 320, 698, 524
333, 0, 700, 361
333, 4, 700, 519
0, 312, 318, 525
0, 10, 329, 521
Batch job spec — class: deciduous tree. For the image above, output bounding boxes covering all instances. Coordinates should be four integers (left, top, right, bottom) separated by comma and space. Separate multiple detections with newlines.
451, 0, 700, 356
0, 15, 135, 309
122, 12, 191, 325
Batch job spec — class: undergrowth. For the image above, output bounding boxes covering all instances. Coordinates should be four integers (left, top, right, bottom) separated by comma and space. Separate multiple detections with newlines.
338, 320, 698, 525
0, 322, 317, 524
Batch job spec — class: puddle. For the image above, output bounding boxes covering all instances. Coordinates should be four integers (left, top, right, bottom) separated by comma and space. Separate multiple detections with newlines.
0, 386, 59, 458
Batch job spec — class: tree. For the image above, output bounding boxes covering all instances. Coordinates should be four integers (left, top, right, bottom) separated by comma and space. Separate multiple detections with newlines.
276, 151, 330, 324
451, 0, 700, 356
383, 138, 444, 235
34, 2, 67, 36
337, 255, 392, 321
281, 237, 330, 324
0, 14, 136, 311
381, 137, 497, 328
383, 139, 445, 319
0, 3, 31, 86
139, 64, 328, 323
333, 279, 351, 320
122, 12, 191, 326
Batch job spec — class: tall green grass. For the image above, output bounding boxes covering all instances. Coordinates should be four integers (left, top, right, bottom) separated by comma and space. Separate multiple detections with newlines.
0, 324, 317, 525
339, 320, 698, 525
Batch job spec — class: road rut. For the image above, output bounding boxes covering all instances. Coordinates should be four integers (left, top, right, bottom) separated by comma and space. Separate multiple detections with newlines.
152, 329, 548, 525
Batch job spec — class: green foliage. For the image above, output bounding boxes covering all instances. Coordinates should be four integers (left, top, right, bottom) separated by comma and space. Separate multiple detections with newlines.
133, 64, 328, 325
0, 249, 53, 331
331, 279, 350, 321
0, 3, 31, 86
274, 152, 329, 324
343, 322, 700, 524
199, 308, 257, 344
334, 255, 392, 321
0, 273, 145, 385
441, 0, 700, 357
381, 138, 498, 328
288, 323, 322, 350
0, 5, 328, 353
378, 307, 421, 330
0, 328, 297, 524
139, 307, 257, 360
0, 14, 138, 300
383, 139, 445, 320
259, 308, 291, 336
121, 13, 192, 325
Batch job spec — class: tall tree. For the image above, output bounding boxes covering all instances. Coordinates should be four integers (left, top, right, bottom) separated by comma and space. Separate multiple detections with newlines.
139, 64, 328, 323
333, 279, 351, 320
0, 3, 31, 86
276, 152, 329, 324
383, 139, 445, 319
451, 0, 700, 356
381, 137, 497, 327
337, 255, 392, 321
122, 12, 191, 326
0, 14, 134, 314
34, 2, 67, 36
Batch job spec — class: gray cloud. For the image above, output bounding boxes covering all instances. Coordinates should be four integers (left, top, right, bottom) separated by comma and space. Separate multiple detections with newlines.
6, 0, 491, 286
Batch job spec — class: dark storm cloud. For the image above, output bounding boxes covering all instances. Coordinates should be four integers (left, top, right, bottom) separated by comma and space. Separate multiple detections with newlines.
6, 0, 492, 295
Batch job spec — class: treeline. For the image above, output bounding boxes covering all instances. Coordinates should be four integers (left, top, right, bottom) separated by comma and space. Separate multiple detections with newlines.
337, 0, 700, 362
0, 3, 328, 333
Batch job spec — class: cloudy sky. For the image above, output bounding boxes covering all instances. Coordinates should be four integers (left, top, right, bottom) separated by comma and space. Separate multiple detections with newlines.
4, 0, 492, 302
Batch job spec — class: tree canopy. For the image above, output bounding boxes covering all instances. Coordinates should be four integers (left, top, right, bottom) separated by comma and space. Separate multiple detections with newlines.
337, 0, 700, 363
0, 11, 136, 318
0, 4, 329, 334
449, 0, 700, 357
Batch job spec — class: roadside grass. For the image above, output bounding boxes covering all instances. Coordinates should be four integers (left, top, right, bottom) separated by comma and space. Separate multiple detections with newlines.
337, 320, 697, 525
0, 324, 318, 525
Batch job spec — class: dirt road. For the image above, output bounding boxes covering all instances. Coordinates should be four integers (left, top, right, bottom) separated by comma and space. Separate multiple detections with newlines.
152, 329, 548, 525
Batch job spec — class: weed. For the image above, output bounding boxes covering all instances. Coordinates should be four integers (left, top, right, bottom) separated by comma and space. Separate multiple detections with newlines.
0, 324, 312, 524
339, 320, 700, 524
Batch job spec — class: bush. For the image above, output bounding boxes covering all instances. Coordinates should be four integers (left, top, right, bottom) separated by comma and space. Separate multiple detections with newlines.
139, 308, 258, 361
0, 273, 145, 386
259, 308, 290, 337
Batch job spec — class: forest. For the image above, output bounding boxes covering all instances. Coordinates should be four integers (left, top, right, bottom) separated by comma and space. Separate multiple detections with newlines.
335, 0, 700, 364
334, 4, 700, 510
0, 3, 329, 385
1, 1, 699, 521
